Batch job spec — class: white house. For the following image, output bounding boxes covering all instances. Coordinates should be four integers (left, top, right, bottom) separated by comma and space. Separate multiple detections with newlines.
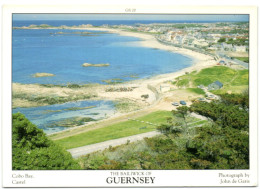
193, 39, 209, 47
174, 35, 186, 44
221, 43, 233, 51
233, 45, 247, 52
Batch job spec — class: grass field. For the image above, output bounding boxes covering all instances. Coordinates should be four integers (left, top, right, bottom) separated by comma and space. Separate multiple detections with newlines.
186, 88, 205, 95
212, 85, 248, 95
234, 57, 249, 63
54, 111, 173, 149
174, 66, 249, 94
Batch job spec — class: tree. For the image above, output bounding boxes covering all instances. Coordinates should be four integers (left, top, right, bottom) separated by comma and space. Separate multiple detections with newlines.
226, 38, 234, 44
186, 124, 249, 169
12, 113, 81, 170
189, 99, 249, 130
176, 106, 189, 126
157, 106, 189, 136
78, 92, 249, 170
218, 38, 226, 43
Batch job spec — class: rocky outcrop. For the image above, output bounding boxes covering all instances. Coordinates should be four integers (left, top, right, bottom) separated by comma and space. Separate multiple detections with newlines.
32, 73, 55, 77
82, 63, 110, 67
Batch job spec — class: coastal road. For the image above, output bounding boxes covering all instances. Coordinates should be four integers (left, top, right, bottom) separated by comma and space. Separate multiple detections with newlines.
217, 52, 249, 69
67, 131, 160, 158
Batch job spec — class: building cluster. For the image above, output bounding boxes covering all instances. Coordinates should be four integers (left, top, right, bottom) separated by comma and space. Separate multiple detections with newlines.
112, 22, 249, 53
158, 23, 248, 53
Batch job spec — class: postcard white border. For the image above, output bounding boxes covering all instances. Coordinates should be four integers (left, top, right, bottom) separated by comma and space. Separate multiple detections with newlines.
2, 5, 258, 187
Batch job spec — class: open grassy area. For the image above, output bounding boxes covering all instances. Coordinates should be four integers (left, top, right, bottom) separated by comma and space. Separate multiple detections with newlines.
212, 85, 248, 95
234, 57, 249, 63
54, 111, 173, 149
54, 110, 206, 150
173, 66, 249, 94
186, 88, 205, 95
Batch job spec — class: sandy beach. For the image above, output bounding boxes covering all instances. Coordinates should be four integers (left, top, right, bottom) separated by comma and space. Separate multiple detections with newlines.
13, 27, 217, 109
79, 27, 217, 83
77, 27, 217, 108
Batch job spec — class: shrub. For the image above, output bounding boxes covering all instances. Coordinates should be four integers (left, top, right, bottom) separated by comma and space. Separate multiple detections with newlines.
12, 113, 80, 170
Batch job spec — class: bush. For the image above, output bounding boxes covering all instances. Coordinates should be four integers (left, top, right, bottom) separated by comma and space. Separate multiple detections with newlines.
77, 93, 249, 170
12, 113, 81, 170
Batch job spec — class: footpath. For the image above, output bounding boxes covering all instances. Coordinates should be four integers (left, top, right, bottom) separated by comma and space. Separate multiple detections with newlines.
67, 131, 160, 158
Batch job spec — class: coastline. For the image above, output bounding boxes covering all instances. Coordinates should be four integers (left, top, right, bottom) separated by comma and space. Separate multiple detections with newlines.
77, 27, 217, 85
13, 26, 217, 87
12, 27, 217, 136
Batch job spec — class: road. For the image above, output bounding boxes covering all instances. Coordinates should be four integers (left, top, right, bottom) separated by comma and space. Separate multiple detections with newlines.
157, 38, 249, 69
67, 131, 161, 158
217, 52, 248, 69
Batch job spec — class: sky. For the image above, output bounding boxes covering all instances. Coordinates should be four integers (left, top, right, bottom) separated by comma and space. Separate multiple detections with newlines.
13, 14, 249, 22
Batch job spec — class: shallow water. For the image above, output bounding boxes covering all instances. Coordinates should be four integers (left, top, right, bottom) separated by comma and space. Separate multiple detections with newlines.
13, 100, 115, 134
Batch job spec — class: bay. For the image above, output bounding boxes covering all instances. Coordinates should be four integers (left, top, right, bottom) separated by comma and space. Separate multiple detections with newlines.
12, 28, 193, 85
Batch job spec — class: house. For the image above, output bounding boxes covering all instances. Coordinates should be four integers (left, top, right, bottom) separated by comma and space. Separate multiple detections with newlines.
233, 45, 247, 52
173, 35, 184, 44
208, 81, 223, 90
221, 43, 233, 51
208, 45, 218, 51
192, 39, 209, 47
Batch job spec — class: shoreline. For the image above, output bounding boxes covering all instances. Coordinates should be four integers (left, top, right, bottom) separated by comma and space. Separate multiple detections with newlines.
13, 26, 217, 87
78, 27, 217, 85
12, 27, 217, 136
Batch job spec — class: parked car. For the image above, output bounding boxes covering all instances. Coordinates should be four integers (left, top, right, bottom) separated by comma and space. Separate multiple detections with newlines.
206, 94, 215, 100
198, 98, 206, 102
180, 100, 186, 105
172, 102, 179, 106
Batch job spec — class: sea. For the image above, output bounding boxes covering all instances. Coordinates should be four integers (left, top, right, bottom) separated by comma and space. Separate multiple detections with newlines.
12, 20, 194, 85
12, 19, 195, 133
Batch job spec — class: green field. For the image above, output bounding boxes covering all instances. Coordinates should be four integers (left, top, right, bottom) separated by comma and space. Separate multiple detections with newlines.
54, 111, 173, 149
174, 66, 249, 93
234, 57, 249, 63
186, 88, 205, 95
211, 85, 248, 95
